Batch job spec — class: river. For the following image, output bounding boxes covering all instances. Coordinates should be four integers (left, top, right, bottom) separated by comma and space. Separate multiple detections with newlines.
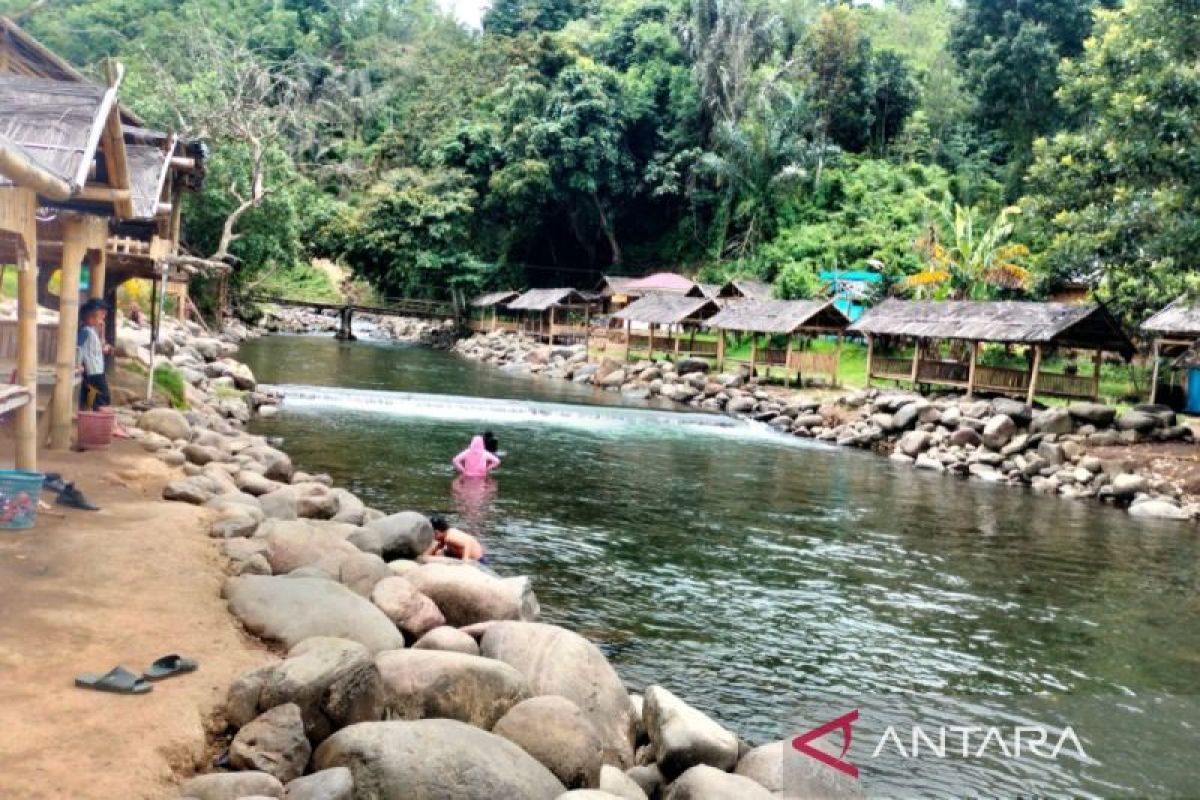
238, 334, 1200, 796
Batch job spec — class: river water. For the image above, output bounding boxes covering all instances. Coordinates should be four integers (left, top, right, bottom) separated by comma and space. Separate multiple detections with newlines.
239, 335, 1200, 796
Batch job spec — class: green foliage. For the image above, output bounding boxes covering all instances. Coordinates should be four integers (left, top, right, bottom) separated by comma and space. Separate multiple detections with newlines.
1025, 0, 1200, 324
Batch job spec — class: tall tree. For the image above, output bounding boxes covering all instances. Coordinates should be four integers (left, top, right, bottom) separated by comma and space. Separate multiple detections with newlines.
484, 0, 594, 36
1025, 0, 1200, 323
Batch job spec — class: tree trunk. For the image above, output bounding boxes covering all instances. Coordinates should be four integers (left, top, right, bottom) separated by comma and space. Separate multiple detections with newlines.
592, 193, 621, 266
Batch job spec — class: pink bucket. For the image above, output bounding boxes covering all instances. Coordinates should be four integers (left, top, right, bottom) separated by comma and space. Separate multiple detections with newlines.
77, 408, 116, 450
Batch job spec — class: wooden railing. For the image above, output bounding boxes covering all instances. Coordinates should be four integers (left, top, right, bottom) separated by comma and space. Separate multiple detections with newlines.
680, 339, 719, 356
917, 359, 969, 386
760, 348, 789, 366
974, 365, 1029, 392
870, 355, 913, 378
0, 321, 58, 364
1034, 371, 1096, 399
789, 351, 839, 379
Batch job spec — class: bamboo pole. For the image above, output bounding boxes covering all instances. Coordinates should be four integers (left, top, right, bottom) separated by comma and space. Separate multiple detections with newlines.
784, 336, 794, 388
13, 191, 38, 470
966, 341, 979, 398
750, 336, 758, 378
834, 332, 844, 388
716, 330, 726, 373
909, 339, 921, 387
50, 219, 87, 450
88, 248, 106, 301
548, 305, 556, 345
1026, 345, 1043, 406
865, 334, 874, 386
1149, 340, 1161, 404
1092, 349, 1103, 401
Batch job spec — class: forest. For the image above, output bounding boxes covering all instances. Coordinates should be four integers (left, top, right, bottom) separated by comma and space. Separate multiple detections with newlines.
5, 0, 1196, 325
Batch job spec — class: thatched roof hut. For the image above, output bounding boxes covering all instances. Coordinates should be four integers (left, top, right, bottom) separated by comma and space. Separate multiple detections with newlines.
625, 272, 695, 295
471, 290, 520, 308
597, 275, 641, 297
718, 278, 774, 300
612, 294, 720, 325
507, 288, 595, 311
1142, 301, 1200, 339
706, 299, 849, 334
850, 299, 1134, 357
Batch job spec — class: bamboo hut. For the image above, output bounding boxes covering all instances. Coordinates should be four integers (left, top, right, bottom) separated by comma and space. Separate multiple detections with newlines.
506, 288, 601, 344
611, 294, 721, 360
596, 275, 642, 313
717, 278, 774, 302
706, 299, 850, 386
1141, 301, 1200, 406
850, 299, 1135, 403
468, 290, 520, 333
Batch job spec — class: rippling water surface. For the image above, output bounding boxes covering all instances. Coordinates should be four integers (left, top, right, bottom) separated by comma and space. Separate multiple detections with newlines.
239, 335, 1200, 795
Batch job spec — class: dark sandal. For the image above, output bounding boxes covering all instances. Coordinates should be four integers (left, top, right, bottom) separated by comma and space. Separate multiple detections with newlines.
75, 666, 153, 695
143, 654, 199, 681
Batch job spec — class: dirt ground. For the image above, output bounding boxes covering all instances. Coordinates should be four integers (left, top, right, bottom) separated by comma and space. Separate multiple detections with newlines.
0, 442, 273, 800
1090, 439, 1200, 497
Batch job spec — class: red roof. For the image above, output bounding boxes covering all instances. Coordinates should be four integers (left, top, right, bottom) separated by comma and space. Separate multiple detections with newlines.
625, 272, 695, 293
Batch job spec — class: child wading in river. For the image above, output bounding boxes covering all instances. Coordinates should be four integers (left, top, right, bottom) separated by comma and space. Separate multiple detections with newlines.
452, 435, 501, 478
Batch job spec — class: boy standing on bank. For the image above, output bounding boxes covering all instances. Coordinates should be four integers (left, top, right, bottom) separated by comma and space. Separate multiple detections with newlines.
77, 299, 112, 411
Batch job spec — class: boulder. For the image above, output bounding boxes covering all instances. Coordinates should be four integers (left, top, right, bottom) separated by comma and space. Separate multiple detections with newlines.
225, 638, 385, 745
1110, 473, 1149, 498
733, 740, 784, 793
480, 622, 635, 768
330, 489, 367, 526
1129, 498, 1191, 520
184, 442, 224, 466
237, 471, 285, 497
241, 445, 295, 482
597, 765, 649, 800
896, 431, 930, 457
260, 486, 300, 521
949, 428, 982, 448
284, 768, 353, 800
177, 772, 284, 800
1117, 410, 1159, 433
1134, 403, 1177, 428
313, 719, 565, 799
891, 401, 927, 432
726, 396, 756, 415
664, 765, 772, 800
375, 649, 531, 729
625, 766, 663, 799
1037, 441, 1066, 467
1031, 408, 1073, 435
138, 407, 191, 441
598, 370, 627, 388
294, 483, 339, 520
367, 511, 435, 560
230, 703, 311, 783
676, 358, 709, 376
226, 576, 404, 654
337, 552, 392, 597
737, 738, 859, 800
990, 398, 1032, 426
1068, 402, 1116, 426
643, 686, 737, 781
413, 625, 480, 655
981, 415, 1015, 450
163, 477, 216, 505
264, 522, 361, 575
371, 577, 445, 638
493, 695, 604, 789
406, 563, 525, 626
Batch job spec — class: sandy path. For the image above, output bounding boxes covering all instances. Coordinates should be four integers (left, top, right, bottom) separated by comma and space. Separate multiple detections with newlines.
0, 443, 273, 800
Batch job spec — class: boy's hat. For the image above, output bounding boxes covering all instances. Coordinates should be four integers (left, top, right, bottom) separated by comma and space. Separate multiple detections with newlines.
80, 298, 110, 315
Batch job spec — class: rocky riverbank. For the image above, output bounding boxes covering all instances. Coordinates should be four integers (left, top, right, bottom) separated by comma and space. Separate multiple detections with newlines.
102, 316, 797, 799
255, 304, 457, 347
455, 329, 1200, 522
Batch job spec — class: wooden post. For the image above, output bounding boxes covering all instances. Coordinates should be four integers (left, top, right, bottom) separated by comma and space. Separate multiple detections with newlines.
784, 336, 795, 388
1091, 349, 1103, 401
717, 330, 726, 373
867, 334, 876, 376
548, 305, 556, 345
584, 303, 592, 354
50, 219, 87, 449
834, 332, 844, 388
647, 324, 654, 360
673, 324, 681, 358
1026, 344, 1043, 406
909, 339, 921, 387
1149, 340, 1161, 404
625, 318, 632, 360
966, 341, 979, 397
6, 188, 39, 470
749, 336, 758, 378
89, 248, 106, 301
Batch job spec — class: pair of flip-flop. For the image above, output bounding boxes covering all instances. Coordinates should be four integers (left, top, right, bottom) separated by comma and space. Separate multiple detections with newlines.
75, 654, 198, 695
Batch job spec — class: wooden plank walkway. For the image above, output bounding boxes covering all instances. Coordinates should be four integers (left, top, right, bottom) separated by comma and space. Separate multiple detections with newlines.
248, 294, 458, 321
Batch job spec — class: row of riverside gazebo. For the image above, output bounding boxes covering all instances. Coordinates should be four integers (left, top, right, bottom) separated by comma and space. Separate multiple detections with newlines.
470, 272, 1200, 407
0, 17, 224, 472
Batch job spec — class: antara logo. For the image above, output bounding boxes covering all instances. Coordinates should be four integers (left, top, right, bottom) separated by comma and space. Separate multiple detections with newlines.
791, 710, 861, 779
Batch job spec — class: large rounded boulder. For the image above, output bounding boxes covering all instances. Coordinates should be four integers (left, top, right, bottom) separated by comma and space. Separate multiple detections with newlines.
643, 685, 738, 781
405, 563, 527, 626
492, 696, 604, 789
374, 649, 530, 729
366, 511, 434, 560
225, 576, 404, 654
262, 521, 360, 576
370, 577, 446, 639
665, 764, 772, 799
229, 703, 311, 783
479, 622, 635, 768
225, 638, 385, 745
313, 719, 565, 799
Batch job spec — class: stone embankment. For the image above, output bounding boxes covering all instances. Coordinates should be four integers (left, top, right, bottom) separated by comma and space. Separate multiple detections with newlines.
455, 330, 1199, 522
255, 304, 457, 346
109, 317, 788, 799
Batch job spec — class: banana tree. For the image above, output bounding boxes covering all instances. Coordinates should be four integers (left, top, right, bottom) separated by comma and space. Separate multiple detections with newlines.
903, 202, 1031, 300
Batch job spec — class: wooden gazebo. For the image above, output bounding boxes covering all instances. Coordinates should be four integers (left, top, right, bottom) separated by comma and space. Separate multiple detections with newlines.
506, 288, 602, 345
706, 299, 850, 386
1141, 301, 1200, 405
610, 294, 721, 360
850, 299, 1135, 403
468, 290, 520, 333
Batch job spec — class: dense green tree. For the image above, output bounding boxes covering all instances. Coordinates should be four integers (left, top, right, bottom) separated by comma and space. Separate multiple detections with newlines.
1025, 0, 1200, 324
484, 0, 595, 36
